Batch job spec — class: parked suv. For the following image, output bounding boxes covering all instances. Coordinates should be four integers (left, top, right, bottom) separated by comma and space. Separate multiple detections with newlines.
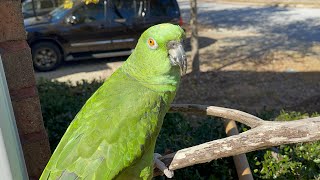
24, 0, 183, 71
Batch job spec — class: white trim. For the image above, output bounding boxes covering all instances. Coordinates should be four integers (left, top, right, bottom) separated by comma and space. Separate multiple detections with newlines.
0, 130, 12, 180
71, 40, 112, 47
70, 38, 135, 47
112, 38, 135, 43
92, 50, 133, 58
0, 56, 28, 180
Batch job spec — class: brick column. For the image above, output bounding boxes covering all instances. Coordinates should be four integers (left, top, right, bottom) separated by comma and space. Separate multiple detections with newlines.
0, 1, 51, 179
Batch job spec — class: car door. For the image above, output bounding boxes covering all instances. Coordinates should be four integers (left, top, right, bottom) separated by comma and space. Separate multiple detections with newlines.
61, 1, 111, 54
104, 0, 142, 51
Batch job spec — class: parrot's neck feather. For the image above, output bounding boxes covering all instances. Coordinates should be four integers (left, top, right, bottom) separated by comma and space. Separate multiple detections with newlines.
120, 67, 180, 92
120, 45, 181, 92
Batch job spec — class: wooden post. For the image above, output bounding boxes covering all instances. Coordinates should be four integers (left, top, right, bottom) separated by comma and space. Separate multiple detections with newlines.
224, 120, 253, 180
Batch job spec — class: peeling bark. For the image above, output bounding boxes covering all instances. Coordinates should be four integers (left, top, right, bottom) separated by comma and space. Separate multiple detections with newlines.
170, 104, 264, 128
154, 104, 320, 176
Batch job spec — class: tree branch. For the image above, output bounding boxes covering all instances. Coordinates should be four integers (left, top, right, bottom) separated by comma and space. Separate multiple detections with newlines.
169, 104, 265, 128
154, 104, 320, 176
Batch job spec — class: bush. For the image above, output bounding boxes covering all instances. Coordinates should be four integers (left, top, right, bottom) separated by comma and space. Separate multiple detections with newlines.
37, 79, 103, 149
156, 114, 236, 179
37, 79, 320, 179
249, 111, 320, 180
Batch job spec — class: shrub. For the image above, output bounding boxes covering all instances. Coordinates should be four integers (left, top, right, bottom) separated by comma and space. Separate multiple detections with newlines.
249, 111, 320, 179
37, 79, 103, 149
156, 114, 236, 179
37, 79, 320, 179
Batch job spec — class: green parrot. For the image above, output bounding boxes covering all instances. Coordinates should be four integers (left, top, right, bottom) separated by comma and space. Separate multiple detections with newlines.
40, 23, 186, 180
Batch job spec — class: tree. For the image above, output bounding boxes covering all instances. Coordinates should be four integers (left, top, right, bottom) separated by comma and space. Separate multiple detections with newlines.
190, 0, 200, 73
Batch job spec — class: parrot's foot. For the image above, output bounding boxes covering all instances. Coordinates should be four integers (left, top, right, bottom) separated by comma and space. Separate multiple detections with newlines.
154, 153, 174, 178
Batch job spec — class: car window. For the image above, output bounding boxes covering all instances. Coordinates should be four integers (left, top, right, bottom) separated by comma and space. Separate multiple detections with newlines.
149, 0, 178, 17
73, 3, 105, 23
40, 0, 55, 9
107, 0, 146, 21
22, 0, 41, 11
50, 5, 71, 22
23, 2, 33, 11
23, 0, 55, 12
110, 0, 137, 19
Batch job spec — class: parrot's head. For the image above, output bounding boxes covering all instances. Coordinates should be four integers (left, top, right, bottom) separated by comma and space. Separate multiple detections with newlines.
139, 23, 187, 74
123, 23, 187, 90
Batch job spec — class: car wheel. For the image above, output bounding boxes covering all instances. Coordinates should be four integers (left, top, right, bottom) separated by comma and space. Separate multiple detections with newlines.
31, 42, 62, 71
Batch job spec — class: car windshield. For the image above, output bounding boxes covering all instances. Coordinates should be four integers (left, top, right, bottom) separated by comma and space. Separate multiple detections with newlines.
48, 5, 70, 22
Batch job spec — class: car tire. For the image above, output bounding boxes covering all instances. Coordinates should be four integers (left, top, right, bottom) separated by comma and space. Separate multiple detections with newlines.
31, 42, 62, 71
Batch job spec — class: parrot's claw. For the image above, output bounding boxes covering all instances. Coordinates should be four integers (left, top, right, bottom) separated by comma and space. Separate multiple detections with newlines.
154, 153, 174, 178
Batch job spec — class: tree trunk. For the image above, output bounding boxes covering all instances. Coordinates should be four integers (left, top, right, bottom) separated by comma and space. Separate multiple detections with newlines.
190, 0, 200, 73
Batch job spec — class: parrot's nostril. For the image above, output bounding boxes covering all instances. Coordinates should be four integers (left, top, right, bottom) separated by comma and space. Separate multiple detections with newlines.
167, 40, 184, 50
168, 41, 187, 75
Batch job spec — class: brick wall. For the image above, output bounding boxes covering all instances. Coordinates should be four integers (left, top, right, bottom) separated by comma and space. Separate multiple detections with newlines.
0, 1, 51, 179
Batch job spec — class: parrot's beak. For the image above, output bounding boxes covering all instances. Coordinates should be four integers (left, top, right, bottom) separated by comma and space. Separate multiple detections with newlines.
167, 40, 187, 75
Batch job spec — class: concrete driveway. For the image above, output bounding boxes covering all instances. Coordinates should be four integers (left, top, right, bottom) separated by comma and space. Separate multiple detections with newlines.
179, 0, 320, 70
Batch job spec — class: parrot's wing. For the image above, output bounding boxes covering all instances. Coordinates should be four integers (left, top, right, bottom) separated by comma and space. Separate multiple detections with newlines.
40, 70, 167, 180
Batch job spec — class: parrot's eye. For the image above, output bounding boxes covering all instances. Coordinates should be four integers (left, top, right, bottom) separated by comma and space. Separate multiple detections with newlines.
147, 38, 158, 50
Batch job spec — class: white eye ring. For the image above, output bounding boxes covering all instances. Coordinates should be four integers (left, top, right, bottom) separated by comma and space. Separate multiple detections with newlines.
147, 38, 158, 50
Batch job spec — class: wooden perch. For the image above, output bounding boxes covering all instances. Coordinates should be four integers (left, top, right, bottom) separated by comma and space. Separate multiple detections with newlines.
224, 120, 253, 179
154, 104, 320, 176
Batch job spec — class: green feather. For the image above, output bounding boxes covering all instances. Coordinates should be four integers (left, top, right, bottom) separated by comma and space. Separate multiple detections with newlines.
40, 23, 185, 180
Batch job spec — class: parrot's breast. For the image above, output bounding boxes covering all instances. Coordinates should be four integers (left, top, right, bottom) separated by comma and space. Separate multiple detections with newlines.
40, 68, 178, 180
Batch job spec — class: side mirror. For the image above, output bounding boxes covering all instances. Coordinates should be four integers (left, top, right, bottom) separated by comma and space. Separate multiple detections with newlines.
114, 18, 126, 23
65, 15, 78, 25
